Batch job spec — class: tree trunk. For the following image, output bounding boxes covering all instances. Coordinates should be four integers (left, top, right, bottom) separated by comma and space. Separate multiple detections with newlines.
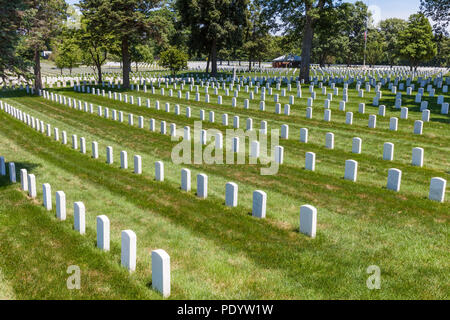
97, 63, 103, 83
33, 49, 42, 91
136, 62, 139, 73
122, 36, 131, 89
300, 12, 314, 83
248, 56, 252, 72
211, 39, 217, 77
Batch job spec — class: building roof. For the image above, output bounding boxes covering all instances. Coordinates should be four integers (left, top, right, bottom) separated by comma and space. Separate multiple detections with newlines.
273, 54, 301, 62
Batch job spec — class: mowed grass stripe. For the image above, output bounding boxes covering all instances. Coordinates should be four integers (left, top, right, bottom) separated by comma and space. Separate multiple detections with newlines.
4, 93, 449, 205
0, 176, 157, 299
1, 97, 449, 299
50, 88, 450, 172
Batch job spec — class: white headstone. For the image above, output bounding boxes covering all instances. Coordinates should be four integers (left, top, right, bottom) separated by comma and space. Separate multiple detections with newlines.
197, 174, 208, 198
151, 249, 171, 298
120, 151, 128, 169
28, 174, 36, 198
9, 162, 16, 183
412, 147, 424, 167
383, 142, 394, 161
305, 152, 316, 171
155, 161, 164, 181
97, 215, 110, 251
252, 190, 267, 219
389, 117, 398, 131
325, 132, 334, 149
134, 155, 142, 174
106, 146, 113, 164
300, 128, 308, 143
121, 230, 137, 272
225, 182, 238, 207
352, 137, 362, 154
0, 156, 5, 175
413, 120, 423, 135
299, 204, 317, 238
42, 183, 52, 210
74, 202, 86, 235
20, 168, 28, 191
344, 160, 358, 182
346, 112, 353, 125
429, 177, 446, 202
56, 191, 66, 220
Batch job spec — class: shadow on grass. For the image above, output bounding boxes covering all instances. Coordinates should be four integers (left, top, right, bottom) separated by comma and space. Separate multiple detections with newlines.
0, 161, 40, 188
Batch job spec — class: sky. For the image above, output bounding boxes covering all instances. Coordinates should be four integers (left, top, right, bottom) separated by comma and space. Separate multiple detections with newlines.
346, 0, 421, 26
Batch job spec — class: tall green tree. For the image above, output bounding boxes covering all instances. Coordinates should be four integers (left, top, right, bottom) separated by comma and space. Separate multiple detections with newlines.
243, 1, 271, 70
340, 1, 369, 65
262, 0, 337, 81
159, 46, 188, 76
379, 18, 407, 66
420, 0, 449, 35
130, 44, 154, 72
79, 0, 167, 89
76, 17, 114, 83
0, 0, 30, 82
420, 0, 449, 67
365, 29, 386, 67
397, 13, 437, 70
176, 0, 249, 77
21, 0, 67, 90
52, 31, 82, 75
312, 4, 348, 66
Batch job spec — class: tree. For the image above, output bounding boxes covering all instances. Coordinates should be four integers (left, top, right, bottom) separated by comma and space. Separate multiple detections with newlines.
53, 31, 82, 75
76, 6, 117, 83
397, 13, 437, 70
379, 18, 407, 66
159, 46, 188, 77
130, 44, 154, 72
21, 0, 67, 91
79, 0, 167, 89
263, 0, 337, 82
177, 0, 249, 77
243, 1, 271, 70
0, 0, 31, 82
365, 29, 386, 67
312, 5, 348, 66
420, 0, 449, 35
339, 1, 369, 65
420, 0, 449, 67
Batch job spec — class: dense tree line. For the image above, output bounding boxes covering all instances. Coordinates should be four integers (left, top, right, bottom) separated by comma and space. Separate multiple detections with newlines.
0, 0, 448, 90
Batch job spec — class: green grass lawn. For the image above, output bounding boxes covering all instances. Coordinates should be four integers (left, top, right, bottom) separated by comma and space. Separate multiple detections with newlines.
0, 74, 448, 299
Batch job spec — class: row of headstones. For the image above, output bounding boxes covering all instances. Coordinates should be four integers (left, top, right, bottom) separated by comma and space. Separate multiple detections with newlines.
301, 130, 427, 166
78, 84, 431, 136
87, 78, 447, 131
23, 88, 439, 182
10, 66, 448, 91
0, 156, 170, 297
178, 168, 318, 237
1, 100, 320, 236
298, 151, 446, 202
38, 90, 431, 172
4, 99, 445, 206
40, 91, 283, 162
